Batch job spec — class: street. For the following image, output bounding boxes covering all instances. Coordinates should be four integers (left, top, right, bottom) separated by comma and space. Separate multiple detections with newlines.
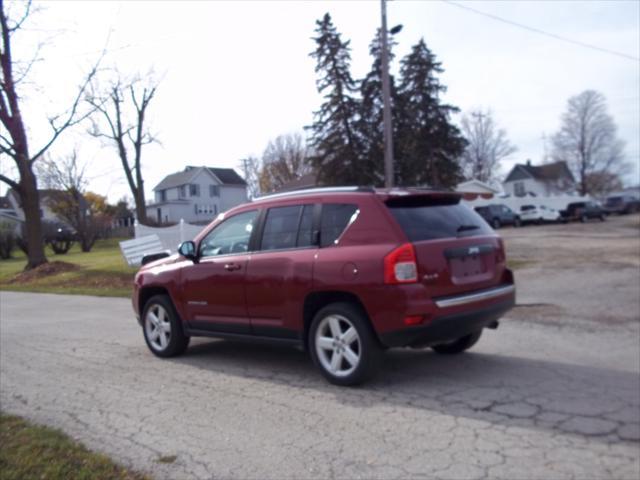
1, 290, 638, 479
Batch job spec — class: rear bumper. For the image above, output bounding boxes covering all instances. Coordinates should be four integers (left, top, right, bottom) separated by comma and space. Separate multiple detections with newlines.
379, 288, 515, 348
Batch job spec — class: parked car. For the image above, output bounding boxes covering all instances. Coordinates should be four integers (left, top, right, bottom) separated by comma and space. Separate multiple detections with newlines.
474, 204, 521, 229
560, 201, 606, 222
132, 187, 516, 385
519, 204, 561, 224
604, 195, 640, 215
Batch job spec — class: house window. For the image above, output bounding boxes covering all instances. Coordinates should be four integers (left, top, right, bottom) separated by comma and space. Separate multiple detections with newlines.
190, 184, 200, 197
210, 185, 219, 197
178, 185, 186, 198
514, 182, 525, 197
159, 190, 166, 202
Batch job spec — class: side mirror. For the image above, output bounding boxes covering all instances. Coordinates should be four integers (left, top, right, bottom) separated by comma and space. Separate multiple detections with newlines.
178, 241, 198, 263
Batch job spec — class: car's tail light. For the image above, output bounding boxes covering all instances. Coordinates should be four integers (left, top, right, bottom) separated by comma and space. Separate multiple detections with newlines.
384, 243, 418, 284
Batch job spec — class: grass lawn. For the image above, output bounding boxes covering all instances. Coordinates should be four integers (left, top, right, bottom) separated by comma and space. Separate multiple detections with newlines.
0, 414, 148, 480
0, 238, 136, 298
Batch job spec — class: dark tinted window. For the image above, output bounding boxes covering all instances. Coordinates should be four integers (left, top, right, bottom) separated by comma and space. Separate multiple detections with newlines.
296, 205, 315, 247
261, 206, 301, 251
387, 196, 493, 241
320, 204, 358, 247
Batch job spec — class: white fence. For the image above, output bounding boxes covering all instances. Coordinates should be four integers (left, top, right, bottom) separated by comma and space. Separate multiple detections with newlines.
134, 219, 204, 253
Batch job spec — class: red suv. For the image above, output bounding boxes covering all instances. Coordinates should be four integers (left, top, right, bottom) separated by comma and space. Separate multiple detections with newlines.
133, 187, 515, 385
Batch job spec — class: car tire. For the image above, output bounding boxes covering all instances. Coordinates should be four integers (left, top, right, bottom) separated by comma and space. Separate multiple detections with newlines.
309, 302, 382, 386
580, 214, 588, 223
514, 217, 522, 228
431, 330, 482, 355
142, 294, 190, 358
492, 218, 501, 229
599, 214, 606, 221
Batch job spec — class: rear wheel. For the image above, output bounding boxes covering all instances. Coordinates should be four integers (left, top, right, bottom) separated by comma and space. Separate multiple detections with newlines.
492, 218, 501, 229
309, 302, 382, 386
431, 330, 482, 355
142, 295, 190, 358
514, 217, 522, 228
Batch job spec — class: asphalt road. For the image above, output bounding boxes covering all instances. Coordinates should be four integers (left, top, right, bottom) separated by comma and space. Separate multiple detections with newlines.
1, 291, 638, 479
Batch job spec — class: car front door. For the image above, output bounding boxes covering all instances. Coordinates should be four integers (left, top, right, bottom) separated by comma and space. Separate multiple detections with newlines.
181, 210, 259, 334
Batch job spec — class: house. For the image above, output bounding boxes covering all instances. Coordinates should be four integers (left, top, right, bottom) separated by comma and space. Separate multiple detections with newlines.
5, 189, 79, 224
148, 166, 248, 224
456, 179, 503, 200
0, 195, 21, 235
503, 160, 575, 197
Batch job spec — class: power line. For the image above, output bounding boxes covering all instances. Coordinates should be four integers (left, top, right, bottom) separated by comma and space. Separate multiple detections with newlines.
442, 0, 640, 62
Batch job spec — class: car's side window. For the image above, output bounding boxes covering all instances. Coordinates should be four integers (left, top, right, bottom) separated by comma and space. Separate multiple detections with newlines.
259, 204, 316, 251
199, 210, 258, 258
261, 206, 302, 251
320, 204, 359, 247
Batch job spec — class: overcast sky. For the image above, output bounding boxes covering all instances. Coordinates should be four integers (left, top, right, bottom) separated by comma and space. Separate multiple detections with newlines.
2, 0, 639, 202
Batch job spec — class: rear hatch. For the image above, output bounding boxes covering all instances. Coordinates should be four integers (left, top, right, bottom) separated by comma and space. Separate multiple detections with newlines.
386, 194, 506, 298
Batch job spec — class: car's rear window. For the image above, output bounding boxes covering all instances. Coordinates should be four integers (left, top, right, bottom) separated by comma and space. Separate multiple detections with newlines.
387, 196, 493, 241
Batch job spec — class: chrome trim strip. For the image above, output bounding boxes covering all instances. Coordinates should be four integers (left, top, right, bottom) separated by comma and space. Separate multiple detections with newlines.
187, 301, 208, 306
435, 285, 515, 308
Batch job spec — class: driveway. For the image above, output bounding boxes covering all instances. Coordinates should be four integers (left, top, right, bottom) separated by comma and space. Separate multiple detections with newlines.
1, 290, 638, 480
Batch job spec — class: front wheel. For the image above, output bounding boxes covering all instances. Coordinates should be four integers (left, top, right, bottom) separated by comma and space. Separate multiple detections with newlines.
142, 295, 190, 358
432, 330, 482, 354
309, 302, 382, 386
492, 218, 501, 229
514, 217, 522, 228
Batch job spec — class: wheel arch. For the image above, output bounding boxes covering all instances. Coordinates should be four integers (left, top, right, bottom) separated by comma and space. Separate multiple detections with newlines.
302, 290, 380, 351
138, 285, 172, 318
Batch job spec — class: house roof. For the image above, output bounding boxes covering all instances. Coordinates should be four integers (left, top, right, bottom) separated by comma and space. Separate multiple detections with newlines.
276, 173, 318, 192
207, 168, 246, 186
153, 166, 246, 191
456, 179, 502, 194
505, 161, 575, 184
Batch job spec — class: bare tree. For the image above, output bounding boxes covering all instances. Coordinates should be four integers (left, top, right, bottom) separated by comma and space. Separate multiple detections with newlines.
38, 151, 101, 252
239, 156, 261, 199
0, 0, 99, 268
86, 73, 158, 224
459, 109, 517, 183
551, 90, 627, 196
260, 132, 311, 193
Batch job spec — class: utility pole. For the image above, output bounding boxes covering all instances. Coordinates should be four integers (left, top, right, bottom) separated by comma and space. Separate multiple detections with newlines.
380, 0, 394, 188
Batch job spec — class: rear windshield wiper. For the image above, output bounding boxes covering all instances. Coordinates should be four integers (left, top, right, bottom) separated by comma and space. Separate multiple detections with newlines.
456, 224, 479, 234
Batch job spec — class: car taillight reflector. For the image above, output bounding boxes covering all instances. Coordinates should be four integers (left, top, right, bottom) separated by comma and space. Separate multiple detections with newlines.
404, 315, 423, 326
384, 243, 418, 284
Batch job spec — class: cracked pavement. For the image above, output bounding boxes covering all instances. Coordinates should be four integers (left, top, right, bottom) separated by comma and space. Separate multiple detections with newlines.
1, 289, 638, 479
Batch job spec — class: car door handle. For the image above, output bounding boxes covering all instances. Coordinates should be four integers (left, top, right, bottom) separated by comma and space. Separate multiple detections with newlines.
224, 263, 241, 271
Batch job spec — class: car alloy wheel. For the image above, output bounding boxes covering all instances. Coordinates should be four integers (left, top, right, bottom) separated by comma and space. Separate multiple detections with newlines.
145, 303, 172, 352
314, 314, 361, 378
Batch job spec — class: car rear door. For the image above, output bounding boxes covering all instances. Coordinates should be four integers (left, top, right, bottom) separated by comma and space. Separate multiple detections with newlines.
245, 204, 318, 338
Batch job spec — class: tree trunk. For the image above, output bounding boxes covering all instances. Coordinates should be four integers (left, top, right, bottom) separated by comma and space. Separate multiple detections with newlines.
18, 161, 47, 269
134, 188, 147, 225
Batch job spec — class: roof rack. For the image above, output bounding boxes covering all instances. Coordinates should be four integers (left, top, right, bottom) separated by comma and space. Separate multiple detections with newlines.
253, 186, 374, 202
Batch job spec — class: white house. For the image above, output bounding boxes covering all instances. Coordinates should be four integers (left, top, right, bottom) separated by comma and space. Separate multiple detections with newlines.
147, 166, 248, 224
503, 160, 576, 197
5, 189, 77, 224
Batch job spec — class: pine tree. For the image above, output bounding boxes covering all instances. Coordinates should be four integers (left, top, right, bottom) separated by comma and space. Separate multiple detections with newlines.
396, 39, 466, 188
307, 14, 363, 185
358, 28, 399, 186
